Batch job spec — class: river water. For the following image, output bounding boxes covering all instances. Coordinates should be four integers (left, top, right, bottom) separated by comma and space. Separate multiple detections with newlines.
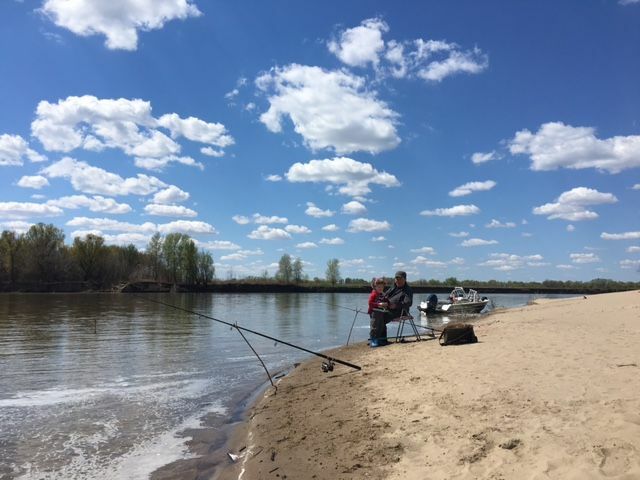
0, 292, 574, 479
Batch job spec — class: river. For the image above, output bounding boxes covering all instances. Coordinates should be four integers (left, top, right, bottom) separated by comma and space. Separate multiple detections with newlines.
0, 292, 575, 479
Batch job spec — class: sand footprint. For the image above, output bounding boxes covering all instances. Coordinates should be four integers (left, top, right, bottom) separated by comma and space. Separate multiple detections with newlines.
593, 441, 637, 477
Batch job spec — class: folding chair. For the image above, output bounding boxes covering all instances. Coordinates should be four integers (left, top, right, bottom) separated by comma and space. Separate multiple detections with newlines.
390, 309, 421, 342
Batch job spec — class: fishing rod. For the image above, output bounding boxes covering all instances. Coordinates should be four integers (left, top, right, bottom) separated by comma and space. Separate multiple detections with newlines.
135, 295, 362, 372
316, 300, 362, 313
315, 300, 365, 346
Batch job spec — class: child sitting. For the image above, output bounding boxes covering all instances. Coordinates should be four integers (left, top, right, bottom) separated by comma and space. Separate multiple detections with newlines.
368, 277, 387, 315
368, 278, 388, 347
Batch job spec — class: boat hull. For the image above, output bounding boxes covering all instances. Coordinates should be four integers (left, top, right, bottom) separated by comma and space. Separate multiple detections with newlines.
418, 300, 488, 315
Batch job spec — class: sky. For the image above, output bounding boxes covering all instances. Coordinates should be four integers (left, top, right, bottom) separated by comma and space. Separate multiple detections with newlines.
1, 0, 639, 282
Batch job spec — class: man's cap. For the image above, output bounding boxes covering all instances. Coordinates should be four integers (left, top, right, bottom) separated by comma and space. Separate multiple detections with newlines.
395, 270, 407, 279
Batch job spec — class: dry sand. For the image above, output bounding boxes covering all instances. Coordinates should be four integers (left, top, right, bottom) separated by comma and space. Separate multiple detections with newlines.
217, 291, 640, 480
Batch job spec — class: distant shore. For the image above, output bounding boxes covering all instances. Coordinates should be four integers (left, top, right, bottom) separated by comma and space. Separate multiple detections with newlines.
216, 290, 640, 479
0, 279, 627, 295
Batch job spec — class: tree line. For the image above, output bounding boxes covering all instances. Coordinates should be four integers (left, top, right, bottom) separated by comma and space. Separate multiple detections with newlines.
0, 223, 214, 288
272, 254, 341, 286
0, 225, 637, 292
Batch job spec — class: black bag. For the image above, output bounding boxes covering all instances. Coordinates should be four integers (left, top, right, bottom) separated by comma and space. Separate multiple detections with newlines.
439, 323, 478, 346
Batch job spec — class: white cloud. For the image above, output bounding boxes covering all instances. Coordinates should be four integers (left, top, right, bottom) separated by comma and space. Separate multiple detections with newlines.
256, 65, 400, 154
411, 256, 447, 268
320, 237, 345, 245
157, 113, 234, 148
253, 213, 288, 225
195, 240, 240, 251
347, 218, 391, 233
71, 231, 152, 248
287, 157, 400, 196
410, 246, 436, 255
450, 257, 465, 265
265, 174, 282, 182
201, 147, 224, 157
461, 238, 498, 247
285, 224, 311, 234
328, 18, 488, 83
601, 231, 640, 240
232, 215, 250, 225
328, 17, 388, 68
509, 122, 640, 173
17, 175, 50, 189
556, 264, 577, 270
620, 259, 640, 269
620, 0, 640, 6
67, 217, 215, 235
384, 40, 407, 78
47, 195, 132, 214
632, 184, 640, 190
41, 157, 167, 196
296, 242, 317, 249
33, 96, 170, 153
449, 180, 496, 197
144, 204, 197, 217
420, 204, 480, 217
533, 187, 617, 221
220, 249, 264, 262
157, 220, 215, 234
371, 236, 386, 242
41, 0, 202, 50
305, 202, 335, 218
341, 200, 367, 215
449, 231, 469, 238
152, 185, 189, 204
479, 253, 544, 271
247, 225, 291, 240
134, 155, 203, 171
627, 246, 640, 253
567, 224, 575, 232
417, 46, 488, 82
570, 253, 600, 264
340, 258, 367, 268
471, 151, 498, 164
31, 95, 232, 165
0, 221, 34, 234
220, 253, 246, 262
485, 219, 516, 229
0, 134, 46, 166
0, 201, 63, 219
225, 89, 239, 100
67, 219, 155, 234
322, 223, 339, 231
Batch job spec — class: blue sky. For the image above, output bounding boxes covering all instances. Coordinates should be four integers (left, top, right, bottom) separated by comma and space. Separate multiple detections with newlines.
1, 0, 639, 281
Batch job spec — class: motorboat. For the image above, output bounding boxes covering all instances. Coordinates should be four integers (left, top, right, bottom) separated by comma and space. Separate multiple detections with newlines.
418, 287, 490, 315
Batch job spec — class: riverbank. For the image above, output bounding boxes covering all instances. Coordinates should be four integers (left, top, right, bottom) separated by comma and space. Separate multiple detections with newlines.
217, 291, 640, 479
3, 279, 633, 295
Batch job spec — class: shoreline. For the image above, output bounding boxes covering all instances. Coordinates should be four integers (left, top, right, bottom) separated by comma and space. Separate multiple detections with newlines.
214, 291, 640, 479
1, 281, 631, 295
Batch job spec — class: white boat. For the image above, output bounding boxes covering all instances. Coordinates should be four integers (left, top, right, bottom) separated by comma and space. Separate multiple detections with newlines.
418, 287, 490, 315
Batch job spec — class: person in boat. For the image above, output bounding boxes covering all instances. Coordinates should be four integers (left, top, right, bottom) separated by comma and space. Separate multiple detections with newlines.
370, 271, 413, 346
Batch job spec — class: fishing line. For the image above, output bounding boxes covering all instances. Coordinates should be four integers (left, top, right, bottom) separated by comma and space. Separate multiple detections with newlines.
134, 295, 362, 372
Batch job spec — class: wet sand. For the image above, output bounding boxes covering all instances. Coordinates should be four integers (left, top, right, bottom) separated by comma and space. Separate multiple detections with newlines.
215, 290, 640, 480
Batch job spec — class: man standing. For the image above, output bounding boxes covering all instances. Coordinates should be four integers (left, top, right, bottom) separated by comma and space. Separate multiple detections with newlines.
370, 271, 413, 346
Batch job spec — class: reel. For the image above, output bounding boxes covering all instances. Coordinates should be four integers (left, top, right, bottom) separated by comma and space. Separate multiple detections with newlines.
321, 359, 335, 373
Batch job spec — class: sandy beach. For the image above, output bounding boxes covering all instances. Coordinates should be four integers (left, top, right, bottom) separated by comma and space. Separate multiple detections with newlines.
217, 291, 640, 480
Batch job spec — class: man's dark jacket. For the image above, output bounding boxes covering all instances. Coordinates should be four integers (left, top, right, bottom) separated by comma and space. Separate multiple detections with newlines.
384, 282, 413, 316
